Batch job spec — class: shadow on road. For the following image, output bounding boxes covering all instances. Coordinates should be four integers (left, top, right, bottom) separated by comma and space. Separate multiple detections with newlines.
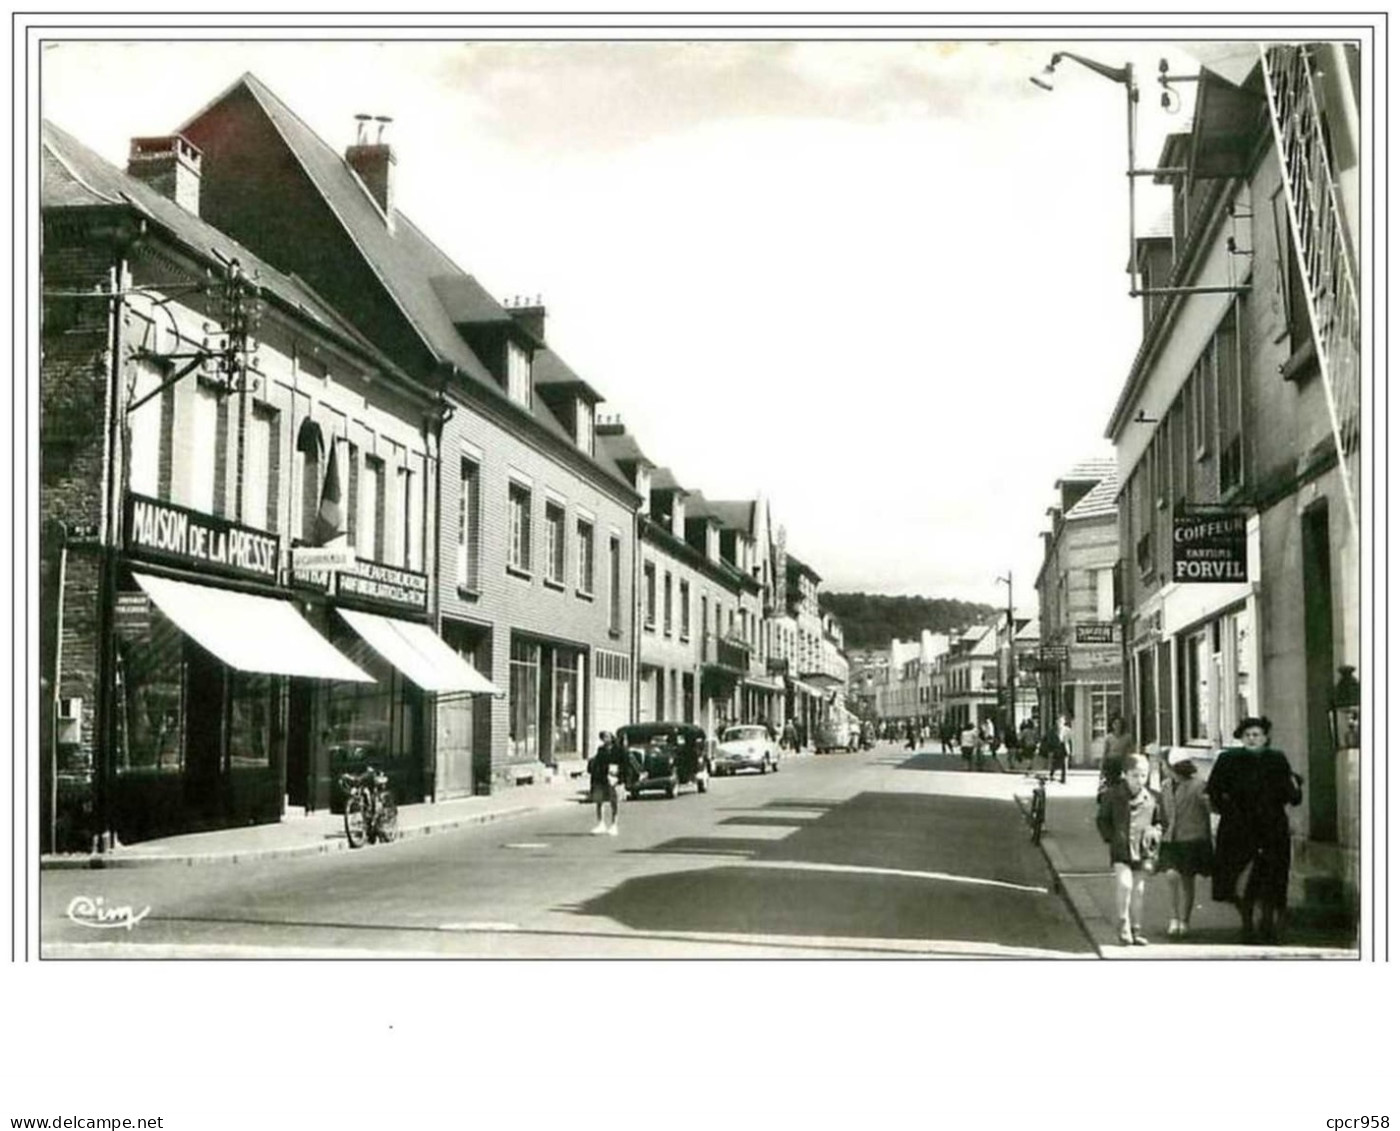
569, 791, 1089, 953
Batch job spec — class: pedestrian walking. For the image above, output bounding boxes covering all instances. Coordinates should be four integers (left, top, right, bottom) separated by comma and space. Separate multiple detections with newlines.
1101, 715, 1135, 793
588, 731, 623, 837
1040, 725, 1068, 784
905, 719, 917, 751
981, 717, 997, 761
1095, 753, 1163, 946
959, 720, 978, 770
940, 720, 955, 754
781, 719, 797, 751
1058, 714, 1075, 770
1160, 750, 1213, 939
1206, 716, 1303, 943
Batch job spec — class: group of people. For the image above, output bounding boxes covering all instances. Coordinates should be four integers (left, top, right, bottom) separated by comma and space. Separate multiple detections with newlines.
1094, 715, 1304, 946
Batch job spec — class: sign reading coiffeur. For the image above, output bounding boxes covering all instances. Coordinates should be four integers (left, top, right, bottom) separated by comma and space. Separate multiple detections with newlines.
125, 493, 279, 581
1172, 509, 1248, 583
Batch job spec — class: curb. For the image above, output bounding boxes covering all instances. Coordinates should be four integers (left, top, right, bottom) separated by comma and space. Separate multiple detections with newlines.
39, 800, 560, 870
1012, 790, 1108, 958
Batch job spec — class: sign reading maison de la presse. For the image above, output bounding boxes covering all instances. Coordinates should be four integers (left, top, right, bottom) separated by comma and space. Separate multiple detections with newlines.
125, 493, 279, 581
1172, 509, 1249, 583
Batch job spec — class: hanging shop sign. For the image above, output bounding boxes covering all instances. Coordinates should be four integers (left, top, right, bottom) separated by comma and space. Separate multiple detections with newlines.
335, 559, 429, 613
125, 493, 279, 582
1172, 509, 1249, 583
1075, 623, 1116, 645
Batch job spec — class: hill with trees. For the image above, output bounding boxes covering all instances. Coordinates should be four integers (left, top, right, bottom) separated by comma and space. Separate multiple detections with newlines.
819, 592, 998, 651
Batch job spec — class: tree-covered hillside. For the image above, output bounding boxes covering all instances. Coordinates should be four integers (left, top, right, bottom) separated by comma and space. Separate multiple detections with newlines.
819, 592, 998, 651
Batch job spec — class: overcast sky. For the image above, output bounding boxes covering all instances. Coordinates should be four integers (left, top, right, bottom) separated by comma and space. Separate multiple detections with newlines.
39, 35, 1206, 609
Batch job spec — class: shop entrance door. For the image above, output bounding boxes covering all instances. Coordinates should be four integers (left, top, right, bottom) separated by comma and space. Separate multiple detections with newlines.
184, 643, 225, 824
437, 693, 475, 796
286, 681, 313, 810
1303, 501, 1337, 842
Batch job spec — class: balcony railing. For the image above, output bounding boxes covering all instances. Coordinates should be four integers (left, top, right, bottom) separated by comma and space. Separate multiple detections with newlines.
702, 631, 749, 673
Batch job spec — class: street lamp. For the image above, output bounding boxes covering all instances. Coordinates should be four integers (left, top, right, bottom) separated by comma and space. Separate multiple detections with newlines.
996, 573, 1014, 735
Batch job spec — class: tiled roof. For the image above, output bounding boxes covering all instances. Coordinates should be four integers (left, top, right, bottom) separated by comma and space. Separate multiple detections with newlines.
533, 347, 603, 403
595, 429, 651, 468
187, 74, 627, 488
41, 120, 402, 376
1057, 456, 1117, 485
1064, 471, 1120, 521
651, 467, 687, 494
696, 499, 755, 533
784, 551, 821, 583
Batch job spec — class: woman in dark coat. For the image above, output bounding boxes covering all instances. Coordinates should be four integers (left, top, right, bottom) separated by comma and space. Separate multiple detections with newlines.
1206, 716, 1303, 943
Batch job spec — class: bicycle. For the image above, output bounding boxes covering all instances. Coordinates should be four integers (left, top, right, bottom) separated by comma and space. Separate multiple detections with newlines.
340, 766, 399, 848
1026, 773, 1049, 845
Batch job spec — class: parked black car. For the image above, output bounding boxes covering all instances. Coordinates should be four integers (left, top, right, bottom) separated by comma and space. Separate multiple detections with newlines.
615, 722, 711, 799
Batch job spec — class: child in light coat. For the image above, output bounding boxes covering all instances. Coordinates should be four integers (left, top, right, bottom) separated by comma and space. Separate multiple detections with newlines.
1096, 753, 1163, 946
1160, 750, 1214, 939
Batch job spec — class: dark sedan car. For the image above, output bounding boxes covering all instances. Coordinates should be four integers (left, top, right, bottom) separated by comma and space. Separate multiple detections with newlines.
614, 722, 711, 799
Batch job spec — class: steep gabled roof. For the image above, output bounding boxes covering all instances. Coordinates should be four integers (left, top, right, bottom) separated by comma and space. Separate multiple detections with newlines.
651, 467, 687, 494
595, 428, 652, 470
1064, 471, 1120, 521
181, 74, 629, 489
695, 498, 755, 533
1056, 456, 1117, 485
533, 347, 603, 403
41, 119, 408, 379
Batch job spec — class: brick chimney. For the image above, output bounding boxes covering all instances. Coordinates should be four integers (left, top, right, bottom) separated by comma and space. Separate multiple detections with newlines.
127, 135, 202, 213
346, 114, 395, 219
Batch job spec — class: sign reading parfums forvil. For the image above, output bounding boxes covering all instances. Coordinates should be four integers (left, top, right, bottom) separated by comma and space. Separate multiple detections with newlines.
1172, 509, 1248, 583
125, 493, 279, 581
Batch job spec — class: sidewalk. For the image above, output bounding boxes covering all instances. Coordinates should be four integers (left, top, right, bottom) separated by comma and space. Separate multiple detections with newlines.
1007, 767, 1359, 959
40, 774, 586, 870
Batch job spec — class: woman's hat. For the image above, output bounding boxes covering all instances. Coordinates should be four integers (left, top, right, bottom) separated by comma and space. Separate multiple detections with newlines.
1166, 748, 1194, 767
1233, 715, 1273, 739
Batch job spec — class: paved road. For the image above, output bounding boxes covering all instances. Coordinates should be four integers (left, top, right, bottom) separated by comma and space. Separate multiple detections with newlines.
40, 744, 1093, 958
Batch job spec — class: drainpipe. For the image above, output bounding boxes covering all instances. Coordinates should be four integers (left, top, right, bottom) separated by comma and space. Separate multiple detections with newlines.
629, 510, 641, 723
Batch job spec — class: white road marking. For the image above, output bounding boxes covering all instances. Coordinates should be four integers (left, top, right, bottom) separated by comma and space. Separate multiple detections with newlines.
735, 859, 1049, 895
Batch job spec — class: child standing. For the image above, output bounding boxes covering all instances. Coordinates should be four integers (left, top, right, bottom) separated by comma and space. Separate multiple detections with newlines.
1096, 753, 1163, 946
1159, 750, 1214, 938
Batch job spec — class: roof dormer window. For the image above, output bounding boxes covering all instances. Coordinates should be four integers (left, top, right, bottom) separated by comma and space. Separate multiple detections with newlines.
507, 340, 531, 409
576, 397, 594, 456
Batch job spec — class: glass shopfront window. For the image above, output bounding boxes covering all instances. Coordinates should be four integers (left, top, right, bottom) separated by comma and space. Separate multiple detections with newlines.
552, 650, 581, 757
228, 671, 274, 769
323, 624, 419, 786
115, 609, 185, 775
510, 638, 540, 760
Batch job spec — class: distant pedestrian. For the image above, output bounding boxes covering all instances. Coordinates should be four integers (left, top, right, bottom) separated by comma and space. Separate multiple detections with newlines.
1096, 753, 1163, 946
1207, 716, 1303, 944
940, 721, 954, 754
905, 719, 917, 751
981, 717, 997, 759
1058, 714, 1075, 769
781, 719, 797, 751
1040, 726, 1068, 784
1100, 715, 1135, 795
1160, 750, 1213, 939
959, 720, 979, 770
588, 731, 623, 837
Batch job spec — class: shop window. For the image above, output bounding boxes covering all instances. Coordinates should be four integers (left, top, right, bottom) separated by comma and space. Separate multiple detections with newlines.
552, 650, 581, 757
508, 481, 533, 574
227, 671, 274, 770
114, 609, 185, 774
509, 638, 540, 760
458, 458, 481, 591
1179, 630, 1211, 743
544, 501, 566, 587
576, 518, 594, 596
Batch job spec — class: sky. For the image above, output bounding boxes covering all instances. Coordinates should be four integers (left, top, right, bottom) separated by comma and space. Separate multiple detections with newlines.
37, 33, 1209, 610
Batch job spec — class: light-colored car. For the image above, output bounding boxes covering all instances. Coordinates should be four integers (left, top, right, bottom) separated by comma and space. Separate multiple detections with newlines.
713, 724, 780, 775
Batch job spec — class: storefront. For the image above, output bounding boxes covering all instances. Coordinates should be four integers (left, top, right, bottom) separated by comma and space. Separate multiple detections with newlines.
293, 557, 500, 811
112, 494, 373, 843
508, 632, 588, 770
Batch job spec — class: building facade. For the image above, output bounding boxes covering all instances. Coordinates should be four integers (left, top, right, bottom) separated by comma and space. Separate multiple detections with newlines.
1104, 46, 1361, 910
1034, 459, 1124, 762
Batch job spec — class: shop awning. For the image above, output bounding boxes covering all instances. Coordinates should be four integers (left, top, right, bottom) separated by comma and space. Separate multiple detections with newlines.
337, 609, 501, 695
133, 572, 374, 682
743, 674, 783, 692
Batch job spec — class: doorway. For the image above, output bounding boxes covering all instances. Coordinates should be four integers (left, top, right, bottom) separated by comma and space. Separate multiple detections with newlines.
1302, 501, 1337, 842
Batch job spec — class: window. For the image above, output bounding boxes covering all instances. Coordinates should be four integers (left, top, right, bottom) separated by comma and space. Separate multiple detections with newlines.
398, 466, 417, 568
508, 482, 533, 574
344, 442, 358, 549
296, 419, 322, 542
608, 536, 622, 633
458, 458, 481, 590
1170, 397, 1189, 513
242, 404, 278, 532
544, 501, 566, 586
644, 562, 657, 629
1094, 567, 1115, 622
127, 360, 165, 498
189, 379, 221, 514
552, 650, 581, 756
507, 341, 531, 407
576, 518, 595, 595
679, 580, 692, 640
362, 456, 385, 562
1180, 629, 1210, 742
663, 571, 673, 635
701, 594, 709, 639
509, 638, 539, 760
1216, 304, 1244, 493
576, 399, 595, 456
1271, 187, 1314, 363
1195, 345, 1215, 462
